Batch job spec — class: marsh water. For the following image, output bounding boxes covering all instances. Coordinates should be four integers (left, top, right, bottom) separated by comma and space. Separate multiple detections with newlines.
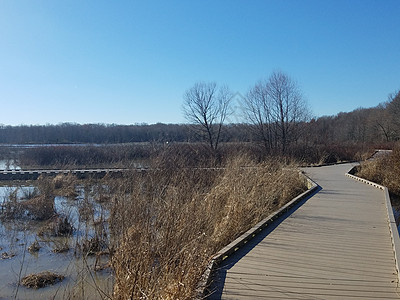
0, 181, 114, 299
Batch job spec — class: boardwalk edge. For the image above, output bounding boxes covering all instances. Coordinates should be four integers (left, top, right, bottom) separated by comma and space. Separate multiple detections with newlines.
346, 167, 400, 287
196, 173, 319, 299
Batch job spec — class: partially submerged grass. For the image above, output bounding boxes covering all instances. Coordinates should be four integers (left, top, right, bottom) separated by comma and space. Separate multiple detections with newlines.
1, 177, 56, 221
21, 271, 64, 289
0, 176, 111, 298
21, 194, 55, 220
28, 241, 41, 253
38, 216, 74, 237
53, 173, 78, 198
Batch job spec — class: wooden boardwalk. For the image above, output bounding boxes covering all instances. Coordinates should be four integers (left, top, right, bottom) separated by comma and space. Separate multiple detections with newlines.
0, 168, 130, 180
210, 163, 400, 299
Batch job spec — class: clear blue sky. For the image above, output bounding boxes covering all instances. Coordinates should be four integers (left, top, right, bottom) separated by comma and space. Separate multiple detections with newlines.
1, 0, 399, 125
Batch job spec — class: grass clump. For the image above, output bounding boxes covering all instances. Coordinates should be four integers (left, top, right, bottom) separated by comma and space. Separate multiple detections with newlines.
1, 179, 55, 221
21, 271, 64, 289
21, 194, 55, 220
53, 173, 78, 198
38, 216, 74, 237
28, 241, 41, 253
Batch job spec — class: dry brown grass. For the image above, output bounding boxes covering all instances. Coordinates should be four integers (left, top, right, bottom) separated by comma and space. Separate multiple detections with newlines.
109, 154, 307, 299
21, 194, 55, 220
38, 216, 74, 237
1, 148, 308, 299
21, 271, 64, 289
1, 178, 56, 221
357, 147, 400, 196
53, 173, 78, 198
206, 157, 305, 247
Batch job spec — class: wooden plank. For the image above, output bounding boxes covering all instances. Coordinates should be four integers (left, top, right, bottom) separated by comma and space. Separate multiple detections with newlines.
214, 163, 400, 299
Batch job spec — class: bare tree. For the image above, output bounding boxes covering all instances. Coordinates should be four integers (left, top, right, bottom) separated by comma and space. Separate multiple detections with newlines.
245, 80, 274, 151
183, 82, 232, 151
245, 71, 310, 153
371, 104, 392, 142
268, 71, 310, 153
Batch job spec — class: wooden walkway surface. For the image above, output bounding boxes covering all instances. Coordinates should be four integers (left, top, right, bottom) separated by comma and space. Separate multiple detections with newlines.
211, 163, 400, 299
0, 168, 129, 180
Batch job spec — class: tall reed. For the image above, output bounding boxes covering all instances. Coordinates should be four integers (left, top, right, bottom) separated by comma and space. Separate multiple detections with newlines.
109, 154, 306, 299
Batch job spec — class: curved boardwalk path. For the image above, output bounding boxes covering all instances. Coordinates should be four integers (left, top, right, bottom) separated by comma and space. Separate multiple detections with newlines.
210, 163, 400, 299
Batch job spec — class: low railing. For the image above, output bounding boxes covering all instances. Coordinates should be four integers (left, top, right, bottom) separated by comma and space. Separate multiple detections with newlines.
196, 172, 319, 298
346, 167, 400, 287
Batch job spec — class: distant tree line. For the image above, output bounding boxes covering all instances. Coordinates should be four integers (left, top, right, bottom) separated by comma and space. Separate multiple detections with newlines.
0, 73, 398, 163
0, 92, 398, 148
0, 123, 252, 145
0, 123, 188, 144
306, 90, 400, 145
1, 105, 398, 148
